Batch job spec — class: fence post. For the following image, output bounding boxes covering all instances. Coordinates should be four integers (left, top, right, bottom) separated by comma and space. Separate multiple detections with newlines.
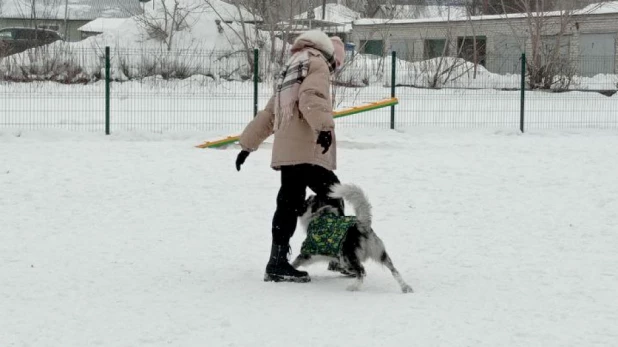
390, 51, 396, 130
520, 52, 526, 133
105, 46, 111, 135
254, 48, 259, 118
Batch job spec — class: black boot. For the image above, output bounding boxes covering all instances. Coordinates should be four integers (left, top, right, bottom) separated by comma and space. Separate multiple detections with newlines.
264, 243, 310, 283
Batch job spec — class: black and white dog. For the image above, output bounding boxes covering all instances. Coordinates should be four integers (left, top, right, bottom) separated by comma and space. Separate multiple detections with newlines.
292, 183, 414, 293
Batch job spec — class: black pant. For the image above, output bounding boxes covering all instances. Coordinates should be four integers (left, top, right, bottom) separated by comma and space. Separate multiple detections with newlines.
271, 164, 343, 246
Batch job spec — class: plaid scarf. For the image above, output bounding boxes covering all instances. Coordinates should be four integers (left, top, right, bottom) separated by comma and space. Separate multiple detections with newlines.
273, 48, 336, 131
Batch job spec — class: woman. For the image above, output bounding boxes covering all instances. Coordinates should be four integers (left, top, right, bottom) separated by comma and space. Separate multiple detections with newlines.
235, 30, 346, 283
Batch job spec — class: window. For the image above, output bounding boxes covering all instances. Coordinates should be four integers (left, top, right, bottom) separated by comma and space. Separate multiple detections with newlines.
424, 39, 448, 59
457, 36, 487, 66
391, 39, 416, 61
360, 40, 384, 56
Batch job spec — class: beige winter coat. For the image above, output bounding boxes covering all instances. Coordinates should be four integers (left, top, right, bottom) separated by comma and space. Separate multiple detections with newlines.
238, 32, 337, 171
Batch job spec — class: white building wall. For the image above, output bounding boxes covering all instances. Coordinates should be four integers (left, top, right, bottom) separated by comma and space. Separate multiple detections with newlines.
351, 13, 618, 75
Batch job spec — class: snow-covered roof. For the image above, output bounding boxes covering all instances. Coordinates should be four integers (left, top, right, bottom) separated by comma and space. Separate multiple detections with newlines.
0, 0, 143, 20
374, 5, 467, 20
294, 3, 361, 24
355, 0, 618, 25
77, 17, 128, 33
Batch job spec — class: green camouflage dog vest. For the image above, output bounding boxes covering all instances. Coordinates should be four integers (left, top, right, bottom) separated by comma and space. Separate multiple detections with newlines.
300, 213, 357, 257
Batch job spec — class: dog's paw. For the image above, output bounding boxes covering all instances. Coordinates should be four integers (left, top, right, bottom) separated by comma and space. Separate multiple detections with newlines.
401, 285, 414, 293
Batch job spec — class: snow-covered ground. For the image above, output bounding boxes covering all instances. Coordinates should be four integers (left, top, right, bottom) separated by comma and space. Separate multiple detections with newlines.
2, 127, 618, 346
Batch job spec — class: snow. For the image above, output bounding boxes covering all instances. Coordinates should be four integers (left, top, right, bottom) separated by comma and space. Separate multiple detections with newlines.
1, 124, 618, 346
294, 3, 362, 23
198, 0, 262, 22
1, 2, 618, 342
77, 18, 130, 34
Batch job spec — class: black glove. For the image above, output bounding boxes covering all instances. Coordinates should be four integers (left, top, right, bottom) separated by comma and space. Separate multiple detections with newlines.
235, 150, 250, 171
316, 131, 332, 154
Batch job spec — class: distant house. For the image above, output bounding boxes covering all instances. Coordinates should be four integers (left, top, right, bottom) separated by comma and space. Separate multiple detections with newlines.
0, 0, 143, 42
351, 2, 618, 77
276, 3, 361, 43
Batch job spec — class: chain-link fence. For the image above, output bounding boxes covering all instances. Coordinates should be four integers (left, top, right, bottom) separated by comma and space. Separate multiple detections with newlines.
1, 46, 617, 133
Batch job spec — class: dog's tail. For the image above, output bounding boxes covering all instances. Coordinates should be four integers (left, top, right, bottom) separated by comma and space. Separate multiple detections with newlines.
329, 183, 372, 230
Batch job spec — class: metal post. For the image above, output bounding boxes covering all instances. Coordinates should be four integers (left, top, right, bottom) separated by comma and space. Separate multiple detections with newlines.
253, 48, 259, 118
105, 46, 110, 135
390, 51, 396, 130
520, 52, 526, 133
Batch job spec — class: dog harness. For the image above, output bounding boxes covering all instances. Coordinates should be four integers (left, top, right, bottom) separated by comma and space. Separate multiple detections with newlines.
300, 213, 357, 257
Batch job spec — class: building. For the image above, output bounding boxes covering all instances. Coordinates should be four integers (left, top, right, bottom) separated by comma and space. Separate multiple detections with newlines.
351, 2, 618, 77
0, 0, 144, 42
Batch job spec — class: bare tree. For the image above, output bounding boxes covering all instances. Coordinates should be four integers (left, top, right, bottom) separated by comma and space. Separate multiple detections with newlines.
203, 0, 258, 75
133, 0, 205, 51
206, 0, 305, 79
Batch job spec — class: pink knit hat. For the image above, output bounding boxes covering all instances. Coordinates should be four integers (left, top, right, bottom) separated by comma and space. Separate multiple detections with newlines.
330, 36, 345, 68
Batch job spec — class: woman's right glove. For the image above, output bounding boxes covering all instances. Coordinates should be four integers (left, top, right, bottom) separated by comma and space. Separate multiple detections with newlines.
316, 131, 332, 154
235, 150, 250, 171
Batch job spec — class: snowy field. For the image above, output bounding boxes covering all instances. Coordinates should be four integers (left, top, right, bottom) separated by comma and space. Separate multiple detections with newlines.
2, 127, 618, 346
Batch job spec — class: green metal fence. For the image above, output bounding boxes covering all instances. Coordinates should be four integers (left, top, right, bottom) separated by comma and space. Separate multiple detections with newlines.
1, 46, 617, 133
